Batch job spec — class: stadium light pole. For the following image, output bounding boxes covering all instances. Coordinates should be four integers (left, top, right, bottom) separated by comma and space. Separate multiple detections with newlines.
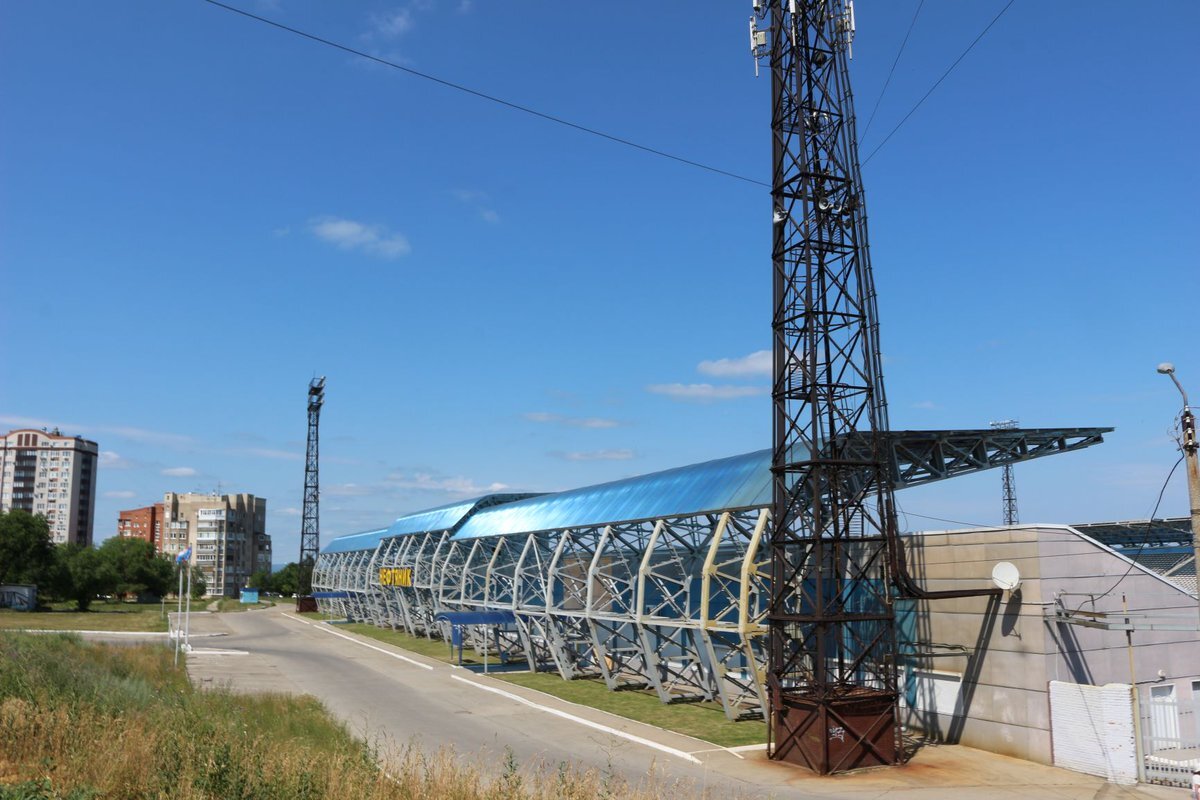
1157, 362, 1200, 625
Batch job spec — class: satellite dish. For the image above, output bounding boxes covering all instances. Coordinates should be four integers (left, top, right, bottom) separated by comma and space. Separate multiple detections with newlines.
991, 562, 1022, 592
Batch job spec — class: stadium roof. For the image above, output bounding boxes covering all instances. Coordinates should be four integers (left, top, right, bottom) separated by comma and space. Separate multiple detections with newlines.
454, 450, 771, 539
321, 493, 538, 554
321, 427, 1112, 552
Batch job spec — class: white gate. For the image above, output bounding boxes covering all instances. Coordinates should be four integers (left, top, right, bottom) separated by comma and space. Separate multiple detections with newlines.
1049, 680, 1138, 785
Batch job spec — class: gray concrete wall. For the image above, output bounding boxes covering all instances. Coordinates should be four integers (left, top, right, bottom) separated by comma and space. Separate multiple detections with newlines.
900, 525, 1200, 765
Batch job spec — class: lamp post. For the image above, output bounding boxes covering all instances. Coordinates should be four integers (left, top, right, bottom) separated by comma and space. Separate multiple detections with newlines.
1157, 362, 1200, 625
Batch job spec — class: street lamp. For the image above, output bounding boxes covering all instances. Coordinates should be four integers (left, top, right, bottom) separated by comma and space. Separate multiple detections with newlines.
1157, 362, 1200, 625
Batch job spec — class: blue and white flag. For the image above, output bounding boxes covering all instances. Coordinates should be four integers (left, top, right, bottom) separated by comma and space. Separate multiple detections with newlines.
176, 547, 192, 563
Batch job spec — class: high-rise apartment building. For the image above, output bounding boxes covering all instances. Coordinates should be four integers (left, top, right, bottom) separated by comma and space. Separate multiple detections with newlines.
117, 503, 163, 548
161, 492, 271, 597
1, 428, 98, 545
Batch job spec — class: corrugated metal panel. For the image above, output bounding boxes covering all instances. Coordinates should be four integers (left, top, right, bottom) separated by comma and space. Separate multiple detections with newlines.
454, 450, 772, 540
321, 493, 540, 554
321, 527, 389, 554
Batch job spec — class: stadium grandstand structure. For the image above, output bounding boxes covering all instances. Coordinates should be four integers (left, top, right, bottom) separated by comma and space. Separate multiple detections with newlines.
1072, 518, 1197, 594
313, 427, 1109, 722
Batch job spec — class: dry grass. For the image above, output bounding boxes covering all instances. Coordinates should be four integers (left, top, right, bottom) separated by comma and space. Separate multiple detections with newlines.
0, 632, 720, 800
0, 603, 168, 633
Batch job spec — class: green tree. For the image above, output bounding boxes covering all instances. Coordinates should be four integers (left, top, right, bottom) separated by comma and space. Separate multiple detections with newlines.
97, 537, 173, 599
247, 569, 272, 591
56, 544, 116, 611
270, 562, 300, 596
0, 510, 55, 587
188, 565, 207, 599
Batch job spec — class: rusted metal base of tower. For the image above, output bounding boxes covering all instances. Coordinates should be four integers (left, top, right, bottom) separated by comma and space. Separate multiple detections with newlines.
296, 596, 318, 613
772, 687, 898, 772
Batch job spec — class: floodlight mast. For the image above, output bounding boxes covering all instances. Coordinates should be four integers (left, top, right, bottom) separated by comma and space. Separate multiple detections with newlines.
754, 0, 902, 773
990, 419, 1020, 525
297, 376, 325, 611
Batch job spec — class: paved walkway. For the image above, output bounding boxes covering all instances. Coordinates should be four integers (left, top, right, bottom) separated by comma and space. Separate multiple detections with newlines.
173, 606, 1186, 799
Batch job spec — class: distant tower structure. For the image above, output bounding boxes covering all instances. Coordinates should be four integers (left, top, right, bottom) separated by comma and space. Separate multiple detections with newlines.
297, 376, 325, 611
990, 419, 1019, 525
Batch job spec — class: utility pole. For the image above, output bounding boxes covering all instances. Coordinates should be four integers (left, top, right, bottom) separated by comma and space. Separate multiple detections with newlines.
296, 376, 325, 612
752, 0, 901, 774
990, 420, 1020, 525
1157, 363, 1200, 626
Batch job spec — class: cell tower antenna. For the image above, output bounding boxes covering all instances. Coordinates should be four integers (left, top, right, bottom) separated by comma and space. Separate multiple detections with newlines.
753, 0, 902, 773
990, 419, 1020, 525
296, 376, 325, 612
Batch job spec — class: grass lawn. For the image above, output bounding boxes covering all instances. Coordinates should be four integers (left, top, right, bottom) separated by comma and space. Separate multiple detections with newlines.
213, 598, 274, 613
341, 623, 484, 666
0, 601, 169, 632
499, 672, 767, 749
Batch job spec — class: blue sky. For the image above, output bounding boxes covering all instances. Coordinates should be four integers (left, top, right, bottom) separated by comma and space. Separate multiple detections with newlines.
2, 1, 1196, 561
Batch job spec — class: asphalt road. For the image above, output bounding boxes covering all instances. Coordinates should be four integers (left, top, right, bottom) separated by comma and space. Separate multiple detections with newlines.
175, 606, 1184, 800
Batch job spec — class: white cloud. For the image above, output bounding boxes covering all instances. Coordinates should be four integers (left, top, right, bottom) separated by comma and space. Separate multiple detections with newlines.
384, 471, 509, 496
371, 8, 414, 37
523, 412, 620, 429
99, 451, 134, 470
551, 449, 636, 462
310, 216, 411, 259
277, 507, 303, 517
234, 447, 302, 461
103, 490, 137, 499
451, 188, 500, 224
0, 415, 191, 447
697, 349, 771, 378
646, 383, 767, 402
912, 401, 940, 410
325, 483, 372, 497
162, 467, 197, 477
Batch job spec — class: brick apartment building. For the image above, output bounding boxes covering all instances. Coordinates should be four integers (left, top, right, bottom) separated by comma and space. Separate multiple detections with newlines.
117, 503, 163, 549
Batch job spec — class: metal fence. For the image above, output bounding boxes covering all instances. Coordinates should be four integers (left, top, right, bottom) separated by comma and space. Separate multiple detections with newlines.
1140, 680, 1200, 787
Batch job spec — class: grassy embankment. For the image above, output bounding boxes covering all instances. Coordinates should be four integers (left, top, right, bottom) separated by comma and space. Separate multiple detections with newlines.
0, 632, 703, 800
212, 598, 273, 613
0, 601, 168, 632
339, 622, 766, 748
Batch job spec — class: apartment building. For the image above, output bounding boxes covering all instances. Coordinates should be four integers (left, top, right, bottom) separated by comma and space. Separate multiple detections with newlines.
1, 428, 98, 545
161, 492, 271, 597
117, 503, 163, 548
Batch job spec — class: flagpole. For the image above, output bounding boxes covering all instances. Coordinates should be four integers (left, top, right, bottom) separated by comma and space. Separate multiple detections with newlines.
174, 564, 183, 666
184, 558, 193, 653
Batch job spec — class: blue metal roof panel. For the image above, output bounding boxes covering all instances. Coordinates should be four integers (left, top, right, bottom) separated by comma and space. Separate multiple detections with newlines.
454, 450, 773, 539
321, 528, 389, 555
321, 493, 541, 554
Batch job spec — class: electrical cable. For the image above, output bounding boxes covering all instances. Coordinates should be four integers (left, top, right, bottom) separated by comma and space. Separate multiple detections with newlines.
200, 0, 769, 188
1088, 454, 1186, 603
861, 0, 1016, 166
858, 0, 925, 144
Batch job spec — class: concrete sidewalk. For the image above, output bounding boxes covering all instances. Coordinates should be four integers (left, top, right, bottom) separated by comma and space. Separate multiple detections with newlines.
183, 606, 1188, 799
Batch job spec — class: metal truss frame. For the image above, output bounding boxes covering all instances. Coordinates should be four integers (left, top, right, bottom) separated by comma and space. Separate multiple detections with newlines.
311, 427, 1108, 724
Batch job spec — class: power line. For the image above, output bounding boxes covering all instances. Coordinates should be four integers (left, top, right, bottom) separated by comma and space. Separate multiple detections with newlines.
200, 0, 768, 188
861, 0, 1017, 166
859, 0, 925, 144
1091, 454, 1186, 602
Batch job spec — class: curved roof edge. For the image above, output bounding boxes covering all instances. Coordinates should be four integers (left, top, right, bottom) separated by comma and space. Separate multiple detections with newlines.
453, 450, 772, 540
320, 492, 541, 555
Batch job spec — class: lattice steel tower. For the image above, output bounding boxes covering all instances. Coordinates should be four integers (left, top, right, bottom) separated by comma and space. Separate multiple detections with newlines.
990, 419, 1020, 525
752, 0, 902, 773
297, 376, 325, 604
